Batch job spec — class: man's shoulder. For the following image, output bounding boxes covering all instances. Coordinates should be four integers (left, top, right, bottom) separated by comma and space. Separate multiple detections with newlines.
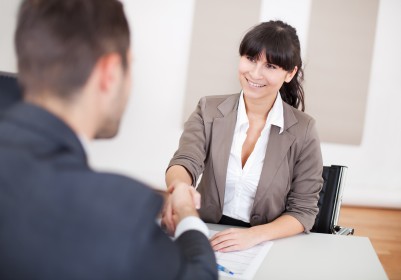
0, 144, 162, 220
60, 169, 162, 210
84, 171, 159, 201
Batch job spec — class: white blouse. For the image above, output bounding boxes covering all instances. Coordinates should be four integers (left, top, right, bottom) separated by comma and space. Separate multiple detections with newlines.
222, 91, 284, 222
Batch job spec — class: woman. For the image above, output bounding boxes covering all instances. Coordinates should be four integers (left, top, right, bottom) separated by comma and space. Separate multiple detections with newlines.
164, 20, 323, 252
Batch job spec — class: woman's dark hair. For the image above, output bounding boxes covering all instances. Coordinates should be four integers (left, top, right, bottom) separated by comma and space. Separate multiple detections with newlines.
239, 20, 305, 111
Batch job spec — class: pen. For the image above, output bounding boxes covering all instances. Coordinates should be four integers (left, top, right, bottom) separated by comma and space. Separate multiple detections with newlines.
217, 263, 235, 275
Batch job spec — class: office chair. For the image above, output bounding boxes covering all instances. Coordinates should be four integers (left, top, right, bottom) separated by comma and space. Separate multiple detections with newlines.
311, 165, 354, 235
0, 71, 22, 112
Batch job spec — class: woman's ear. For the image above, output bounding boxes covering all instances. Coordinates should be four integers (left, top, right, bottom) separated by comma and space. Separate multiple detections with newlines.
284, 66, 298, 83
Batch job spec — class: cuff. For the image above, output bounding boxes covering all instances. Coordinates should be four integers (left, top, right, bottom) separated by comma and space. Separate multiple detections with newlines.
174, 216, 209, 239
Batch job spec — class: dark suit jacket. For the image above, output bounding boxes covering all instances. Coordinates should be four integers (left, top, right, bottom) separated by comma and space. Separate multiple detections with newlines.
0, 102, 217, 280
169, 94, 323, 232
0, 72, 22, 112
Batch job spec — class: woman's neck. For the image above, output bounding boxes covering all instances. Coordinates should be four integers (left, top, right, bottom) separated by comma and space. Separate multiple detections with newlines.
243, 93, 277, 121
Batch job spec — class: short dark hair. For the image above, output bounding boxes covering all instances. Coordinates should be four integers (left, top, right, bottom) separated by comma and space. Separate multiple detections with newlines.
239, 20, 305, 111
15, 0, 130, 99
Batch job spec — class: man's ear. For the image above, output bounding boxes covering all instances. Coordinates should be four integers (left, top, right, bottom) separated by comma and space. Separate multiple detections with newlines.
285, 66, 298, 83
96, 53, 123, 93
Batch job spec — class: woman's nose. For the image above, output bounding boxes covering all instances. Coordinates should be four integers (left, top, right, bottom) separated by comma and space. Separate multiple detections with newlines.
249, 63, 263, 79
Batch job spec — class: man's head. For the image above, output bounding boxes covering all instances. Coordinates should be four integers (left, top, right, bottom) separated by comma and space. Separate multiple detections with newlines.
15, 0, 132, 138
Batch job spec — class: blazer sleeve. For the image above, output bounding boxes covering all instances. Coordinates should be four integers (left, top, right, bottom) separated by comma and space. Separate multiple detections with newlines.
133, 190, 217, 280
167, 98, 208, 186
283, 118, 323, 232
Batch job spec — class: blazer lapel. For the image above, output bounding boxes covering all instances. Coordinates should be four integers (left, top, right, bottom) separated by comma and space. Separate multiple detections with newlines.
211, 94, 239, 210
253, 103, 298, 210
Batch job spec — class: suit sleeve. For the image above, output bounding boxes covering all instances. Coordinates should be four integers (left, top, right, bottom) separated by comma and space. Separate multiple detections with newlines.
132, 190, 217, 280
284, 118, 323, 232
167, 98, 208, 186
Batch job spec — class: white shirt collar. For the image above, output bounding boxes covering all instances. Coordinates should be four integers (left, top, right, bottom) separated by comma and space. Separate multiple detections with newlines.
77, 134, 91, 153
267, 92, 284, 134
236, 91, 249, 129
237, 90, 284, 134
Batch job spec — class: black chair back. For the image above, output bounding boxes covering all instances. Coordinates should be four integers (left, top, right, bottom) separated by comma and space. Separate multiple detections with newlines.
312, 165, 347, 234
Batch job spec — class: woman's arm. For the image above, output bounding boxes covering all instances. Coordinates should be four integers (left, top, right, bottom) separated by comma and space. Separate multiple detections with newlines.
285, 117, 323, 232
166, 97, 208, 187
166, 165, 193, 188
163, 98, 209, 233
210, 215, 303, 252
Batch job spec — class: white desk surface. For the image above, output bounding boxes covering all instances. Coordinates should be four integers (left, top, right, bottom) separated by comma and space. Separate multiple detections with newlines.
207, 223, 388, 280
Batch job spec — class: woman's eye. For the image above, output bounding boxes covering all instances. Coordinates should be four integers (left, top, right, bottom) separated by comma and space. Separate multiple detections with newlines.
266, 63, 277, 69
246, 56, 256, 63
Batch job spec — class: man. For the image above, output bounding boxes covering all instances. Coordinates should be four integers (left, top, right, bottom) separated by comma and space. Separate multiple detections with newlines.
0, 0, 217, 279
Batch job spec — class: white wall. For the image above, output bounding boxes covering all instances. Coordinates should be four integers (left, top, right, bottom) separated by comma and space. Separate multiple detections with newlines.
0, 0, 18, 72
87, 0, 197, 189
1, 0, 400, 207
323, 0, 401, 208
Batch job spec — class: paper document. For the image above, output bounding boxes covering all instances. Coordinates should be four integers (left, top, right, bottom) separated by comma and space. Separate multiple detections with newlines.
209, 230, 273, 279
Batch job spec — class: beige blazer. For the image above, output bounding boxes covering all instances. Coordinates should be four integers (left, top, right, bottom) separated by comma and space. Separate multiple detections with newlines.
168, 93, 323, 232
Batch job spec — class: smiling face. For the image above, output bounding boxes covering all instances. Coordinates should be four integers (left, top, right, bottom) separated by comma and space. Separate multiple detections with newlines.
238, 21, 305, 109
238, 53, 297, 101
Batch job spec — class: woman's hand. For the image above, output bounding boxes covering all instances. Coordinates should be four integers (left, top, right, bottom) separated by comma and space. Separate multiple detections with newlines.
210, 227, 263, 252
161, 182, 201, 236
211, 216, 304, 252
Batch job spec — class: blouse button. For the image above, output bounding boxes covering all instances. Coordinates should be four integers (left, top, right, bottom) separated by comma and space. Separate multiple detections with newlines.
251, 215, 260, 222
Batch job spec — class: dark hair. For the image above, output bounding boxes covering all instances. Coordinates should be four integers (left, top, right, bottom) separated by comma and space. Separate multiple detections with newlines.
15, 0, 130, 99
239, 20, 305, 111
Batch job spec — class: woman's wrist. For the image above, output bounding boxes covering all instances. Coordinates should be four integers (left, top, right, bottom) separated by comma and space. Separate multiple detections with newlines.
175, 205, 199, 222
250, 224, 272, 243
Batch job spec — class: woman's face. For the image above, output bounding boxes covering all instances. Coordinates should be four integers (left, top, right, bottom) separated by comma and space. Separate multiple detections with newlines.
238, 53, 296, 101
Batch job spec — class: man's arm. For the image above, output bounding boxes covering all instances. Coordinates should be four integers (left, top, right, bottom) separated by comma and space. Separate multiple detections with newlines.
134, 184, 217, 280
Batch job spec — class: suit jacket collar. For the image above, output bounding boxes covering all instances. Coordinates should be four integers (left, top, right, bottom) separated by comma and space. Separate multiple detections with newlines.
216, 93, 240, 117
212, 93, 300, 211
2, 101, 87, 164
282, 101, 298, 131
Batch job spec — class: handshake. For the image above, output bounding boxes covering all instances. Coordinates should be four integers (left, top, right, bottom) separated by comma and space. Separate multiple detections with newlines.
161, 182, 201, 235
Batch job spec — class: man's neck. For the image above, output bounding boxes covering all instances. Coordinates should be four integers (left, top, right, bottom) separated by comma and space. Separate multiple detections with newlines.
24, 93, 96, 140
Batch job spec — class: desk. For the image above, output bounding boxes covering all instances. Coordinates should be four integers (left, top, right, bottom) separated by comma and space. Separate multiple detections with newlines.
208, 223, 388, 280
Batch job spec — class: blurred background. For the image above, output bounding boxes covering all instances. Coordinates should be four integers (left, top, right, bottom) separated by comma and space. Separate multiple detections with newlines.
0, 0, 400, 209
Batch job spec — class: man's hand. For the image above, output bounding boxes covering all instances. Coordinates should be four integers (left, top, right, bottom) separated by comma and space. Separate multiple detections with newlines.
161, 182, 201, 235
